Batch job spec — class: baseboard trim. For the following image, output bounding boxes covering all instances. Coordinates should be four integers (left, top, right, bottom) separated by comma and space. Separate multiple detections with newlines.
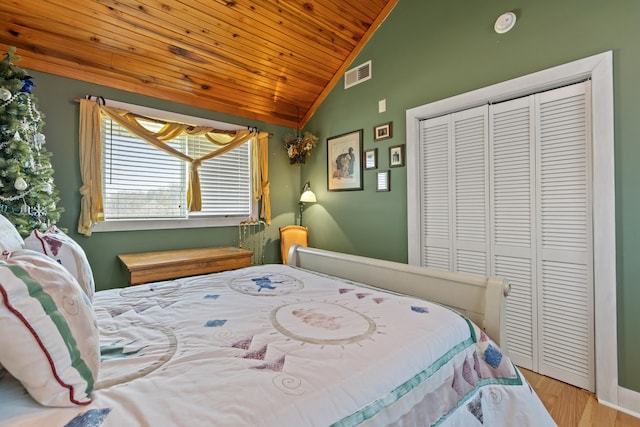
599, 386, 640, 419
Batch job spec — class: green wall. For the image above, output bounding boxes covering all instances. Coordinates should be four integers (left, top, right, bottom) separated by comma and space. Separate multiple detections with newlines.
23, 0, 640, 394
28, 71, 303, 291
303, 1, 640, 393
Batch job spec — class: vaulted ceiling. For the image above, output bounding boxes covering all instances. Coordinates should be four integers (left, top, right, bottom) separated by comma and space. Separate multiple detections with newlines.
0, 0, 398, 129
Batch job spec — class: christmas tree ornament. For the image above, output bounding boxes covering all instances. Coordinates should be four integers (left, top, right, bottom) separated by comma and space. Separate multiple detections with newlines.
0, 87, 11, 101
20, 76, 34, 93
42, 182, 52, 194
33, 204, 47, 217
14, 176, 28, 190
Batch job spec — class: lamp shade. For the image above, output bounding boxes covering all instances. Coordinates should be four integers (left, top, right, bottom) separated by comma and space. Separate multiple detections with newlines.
299, 190, 317, 203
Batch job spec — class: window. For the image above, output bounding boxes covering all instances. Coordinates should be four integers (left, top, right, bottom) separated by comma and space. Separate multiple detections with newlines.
92, 101, 254, 232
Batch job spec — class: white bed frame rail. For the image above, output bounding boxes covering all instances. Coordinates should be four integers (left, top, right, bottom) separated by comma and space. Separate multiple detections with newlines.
287, 245, 511, 350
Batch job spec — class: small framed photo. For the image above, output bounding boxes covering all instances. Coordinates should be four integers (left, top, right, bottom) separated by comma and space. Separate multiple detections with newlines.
373, 122, 392, 141
364, 148, 378, 170
376, 170, 390, 192
389, 144, 405, 168
327, 129, 363, 191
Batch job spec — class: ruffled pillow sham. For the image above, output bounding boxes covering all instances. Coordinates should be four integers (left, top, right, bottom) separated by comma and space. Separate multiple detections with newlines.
24, 226, 95, 301
0, 249, 100, 407
0, 214, 24, 254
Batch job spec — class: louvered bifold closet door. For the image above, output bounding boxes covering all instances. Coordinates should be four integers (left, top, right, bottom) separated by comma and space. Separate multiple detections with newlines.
489, 97, 537, 370
419, 106, 489, 272
419, 115, 452, 269
452, 106, 490, 276
418, 81, 594, 391
535, 81, 594, 391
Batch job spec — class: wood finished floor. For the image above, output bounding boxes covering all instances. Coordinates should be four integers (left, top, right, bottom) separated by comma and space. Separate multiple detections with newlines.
520, 368, 640, 426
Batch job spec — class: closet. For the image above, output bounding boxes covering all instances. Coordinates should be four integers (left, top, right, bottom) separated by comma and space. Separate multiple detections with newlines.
417, 81, 594, 391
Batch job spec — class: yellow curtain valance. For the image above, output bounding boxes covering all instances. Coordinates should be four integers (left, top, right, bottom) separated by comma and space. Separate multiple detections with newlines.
77, 99, 271, 236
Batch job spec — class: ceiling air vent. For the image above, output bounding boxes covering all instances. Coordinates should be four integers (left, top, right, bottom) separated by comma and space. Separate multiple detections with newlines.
344, 60, 372, 89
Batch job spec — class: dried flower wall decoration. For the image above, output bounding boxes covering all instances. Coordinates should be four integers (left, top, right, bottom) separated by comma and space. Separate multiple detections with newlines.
284, 132, 318, 165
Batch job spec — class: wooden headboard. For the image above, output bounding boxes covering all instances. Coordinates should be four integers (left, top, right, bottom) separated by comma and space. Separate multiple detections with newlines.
287, 245, 511, 351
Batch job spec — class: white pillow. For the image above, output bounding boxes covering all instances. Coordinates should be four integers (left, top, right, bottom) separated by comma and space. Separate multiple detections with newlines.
24, 226, 95, 301
0, 214, 24, 253
0, 249, 100, 407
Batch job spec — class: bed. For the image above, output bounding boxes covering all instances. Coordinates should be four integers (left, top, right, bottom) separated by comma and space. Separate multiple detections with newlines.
0, 230, 556, 426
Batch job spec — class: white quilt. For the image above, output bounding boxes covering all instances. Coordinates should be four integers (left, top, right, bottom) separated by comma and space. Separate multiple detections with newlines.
0, 264, 555, 426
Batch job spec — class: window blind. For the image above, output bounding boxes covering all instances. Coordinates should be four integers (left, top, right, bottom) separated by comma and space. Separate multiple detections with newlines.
101, 117, 251, 220
187, 135, 251, 216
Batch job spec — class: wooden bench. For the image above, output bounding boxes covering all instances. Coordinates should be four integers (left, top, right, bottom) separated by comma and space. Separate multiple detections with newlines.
118, 246, 253, 285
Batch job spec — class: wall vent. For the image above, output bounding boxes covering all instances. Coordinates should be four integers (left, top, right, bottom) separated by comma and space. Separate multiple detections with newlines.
344, 60, 372, 89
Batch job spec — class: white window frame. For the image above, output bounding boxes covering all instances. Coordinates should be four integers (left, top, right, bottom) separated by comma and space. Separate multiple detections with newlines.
91, 99, 256, 232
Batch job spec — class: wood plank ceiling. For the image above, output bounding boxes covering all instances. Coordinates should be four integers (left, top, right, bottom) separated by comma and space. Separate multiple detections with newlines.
0, 0, 398, 129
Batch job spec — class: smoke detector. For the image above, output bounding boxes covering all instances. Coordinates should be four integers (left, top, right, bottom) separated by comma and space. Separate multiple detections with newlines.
494, 12, 517, 34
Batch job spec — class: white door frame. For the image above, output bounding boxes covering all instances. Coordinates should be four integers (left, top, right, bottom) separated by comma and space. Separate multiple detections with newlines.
406, 52, 617, 407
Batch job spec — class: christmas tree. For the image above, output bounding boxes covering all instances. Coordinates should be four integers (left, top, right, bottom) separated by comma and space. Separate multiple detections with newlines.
0, 46, 63, 236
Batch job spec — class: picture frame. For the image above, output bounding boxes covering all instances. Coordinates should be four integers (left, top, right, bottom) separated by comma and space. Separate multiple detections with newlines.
389, 144, 405, 168
327, 129, 363, 191
373, 122, 392, 141
376, 170, 390, 192
364, 148, 378, 170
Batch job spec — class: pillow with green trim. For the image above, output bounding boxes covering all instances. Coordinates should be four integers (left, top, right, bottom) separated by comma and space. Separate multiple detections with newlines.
0, 214, 24, 253
0, 249, 99, 407
24, 226, 95, 302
